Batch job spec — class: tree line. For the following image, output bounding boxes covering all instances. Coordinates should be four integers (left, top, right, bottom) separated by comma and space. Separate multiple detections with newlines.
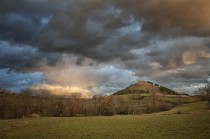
194, 84, 210, 104
0, 89, 175, 119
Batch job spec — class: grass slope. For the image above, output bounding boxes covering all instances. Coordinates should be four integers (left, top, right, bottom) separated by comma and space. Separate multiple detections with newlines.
0, 102, 209, 139
113, 81, 178, 96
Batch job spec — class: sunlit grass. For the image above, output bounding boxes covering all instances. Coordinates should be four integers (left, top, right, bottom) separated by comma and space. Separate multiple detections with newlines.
157, 95, 198, 104
159, 101, 209, 114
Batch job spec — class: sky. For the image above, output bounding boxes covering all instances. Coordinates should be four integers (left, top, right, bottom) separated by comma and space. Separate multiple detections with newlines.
0, 0, 210, 96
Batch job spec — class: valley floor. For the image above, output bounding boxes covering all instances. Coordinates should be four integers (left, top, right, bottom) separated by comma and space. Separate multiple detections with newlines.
0, 102, 210, 139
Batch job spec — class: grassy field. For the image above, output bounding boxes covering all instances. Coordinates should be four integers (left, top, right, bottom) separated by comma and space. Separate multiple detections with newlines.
156, 95, 198, 104
0, 102, 209, 139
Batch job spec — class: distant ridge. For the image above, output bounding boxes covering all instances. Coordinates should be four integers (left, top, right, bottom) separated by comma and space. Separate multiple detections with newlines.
0, 88, 17, 96
112, 81, 178, 96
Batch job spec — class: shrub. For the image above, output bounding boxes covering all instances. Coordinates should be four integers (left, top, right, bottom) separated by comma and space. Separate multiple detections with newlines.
176, 110, 182, 114
26, 113, 40, 118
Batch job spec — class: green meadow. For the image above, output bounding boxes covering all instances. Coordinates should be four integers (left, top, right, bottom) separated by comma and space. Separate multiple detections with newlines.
0, 102, 209, 139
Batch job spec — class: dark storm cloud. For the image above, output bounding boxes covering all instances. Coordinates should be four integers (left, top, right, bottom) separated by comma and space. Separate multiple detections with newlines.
130, 37, 210, 83
38, 0, 142, 61
0, 0, 57, 44
0, 41, 62, 71
116, 0, 210, 36
0, 68, 43, 92
37, 0, 210, 62
1, 0, 142, 61
145, 37, 210, 68
150, 64, 210, 91
2, 0, 210, 55
1, 0, 210, 93
2, 0, 210, 61
75, 56, 85, 66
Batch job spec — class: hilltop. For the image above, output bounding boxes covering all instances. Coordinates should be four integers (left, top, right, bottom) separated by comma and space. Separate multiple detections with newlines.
112, 81, 178, 96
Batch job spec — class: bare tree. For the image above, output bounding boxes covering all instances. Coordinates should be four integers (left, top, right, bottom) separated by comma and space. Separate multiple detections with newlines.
195, 72, 210, 105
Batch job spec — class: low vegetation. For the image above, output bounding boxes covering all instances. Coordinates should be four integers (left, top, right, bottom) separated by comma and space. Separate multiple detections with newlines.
0, 88, 198, 119
0, 102, 209, 139
194, 84, 210, 104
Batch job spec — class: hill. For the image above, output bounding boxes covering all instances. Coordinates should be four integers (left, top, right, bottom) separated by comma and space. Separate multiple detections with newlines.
0, 102, 209, 139
112, 81, 178, 96
0, 88, 17, 96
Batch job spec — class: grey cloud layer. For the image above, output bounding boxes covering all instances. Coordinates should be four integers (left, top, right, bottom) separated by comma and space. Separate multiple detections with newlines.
2, 0, 210, 60
0, 68, 43, 92
1, 0, 210, 93
116, 0, 210, 36
0, 41, 62, 71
